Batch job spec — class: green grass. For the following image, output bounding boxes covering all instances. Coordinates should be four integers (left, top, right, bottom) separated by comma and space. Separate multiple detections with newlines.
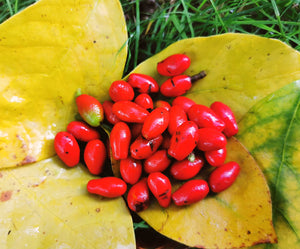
1, 0, 299, 75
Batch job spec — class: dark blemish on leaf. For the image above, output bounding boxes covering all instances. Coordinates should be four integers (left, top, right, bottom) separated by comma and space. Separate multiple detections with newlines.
248, 56, 252, 60
70, 202, 73, 205
106, 36, 109, 39
8, 230, 11, 235
93, 40, 97, 43
95, 208, 100, 213
224, 228, 228, 231
247, 230, 251, 235
0, 172, 3, 178
21, 156, 36, 165
267, 53, 270, 56
1, 191, 12, 202
226, 44, 231, 50
223, 76, 226, 81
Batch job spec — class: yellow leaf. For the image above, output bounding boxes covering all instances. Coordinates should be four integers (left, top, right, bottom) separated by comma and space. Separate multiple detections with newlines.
0, 157, 135, 248
0, 0, 127, 168
126, 34, 300, 122
237, 81, 300, 249
137, 137, 276, 248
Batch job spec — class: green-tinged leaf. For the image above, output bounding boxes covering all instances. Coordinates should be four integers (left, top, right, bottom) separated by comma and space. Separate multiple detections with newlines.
138, 138, 276, 248
237, 80, 300, 249
0, 0, 128, 168
0, 157, 135, 248
125, 33, 300, 122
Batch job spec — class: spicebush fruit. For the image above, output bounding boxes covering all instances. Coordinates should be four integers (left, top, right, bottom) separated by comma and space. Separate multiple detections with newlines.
54, 131, 80, 167
157, 53, 191, 76
87, 177, 127, 198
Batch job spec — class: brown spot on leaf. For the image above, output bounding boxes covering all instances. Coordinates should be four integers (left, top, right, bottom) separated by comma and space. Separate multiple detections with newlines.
21, 156, 36, 165
1, 191, 12, 202
0, 172, 3, 178
95, 208, 101, 213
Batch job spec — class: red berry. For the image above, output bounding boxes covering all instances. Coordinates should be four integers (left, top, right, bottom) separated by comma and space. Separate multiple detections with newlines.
160, 75, 192, 97
67, 121, 100, 142
127, 178, 150, 212
109, 80, 135, 102
209, 161, 240, 193
204, 147, 227, 167
187, 104, 225, 131
147, 172, 172, 208
134, 93, 154, 110
87, 177, 127, 198
102, 100, 121, 125
143, 149, 172, 174
170, 153, 204, 180
130, 135, 163, 160
110, 122, 131, 160
112, 101, 149, 123
127, 73, 159, 93
84, 139, 106, 175
157, 54, 191, 76
172, 179, 209, 206
54, 131, 80, 167
168, 105, 187, 135
154, 100, 171, 111
120, 156, 142, 185
210, 101, 239, 137
172, 96, 196, 113
142, 107, 170, 139
197, 128, 227, 151
76, 94, 104, 127
168, 121, 199, 161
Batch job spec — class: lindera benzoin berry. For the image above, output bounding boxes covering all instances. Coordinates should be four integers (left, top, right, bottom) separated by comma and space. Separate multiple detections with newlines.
54, 53, 240, 209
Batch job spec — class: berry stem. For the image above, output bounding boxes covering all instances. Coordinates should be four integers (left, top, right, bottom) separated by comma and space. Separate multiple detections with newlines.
190, 70, 206, 83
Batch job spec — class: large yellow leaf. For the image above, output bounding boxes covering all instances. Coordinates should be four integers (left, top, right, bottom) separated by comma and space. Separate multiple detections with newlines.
137, 137, 276, 248
0, 0, 127, 168
237, 81, 300, 249
0, 157, 135, 248
125, 34, 300, 122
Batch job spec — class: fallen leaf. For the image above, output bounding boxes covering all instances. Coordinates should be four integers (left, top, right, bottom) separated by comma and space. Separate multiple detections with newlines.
0, 0, 128, 169
125, 34, 300, 122
137, 137, 276, 248
0, 157, 135, 248
237, 80, 300, 249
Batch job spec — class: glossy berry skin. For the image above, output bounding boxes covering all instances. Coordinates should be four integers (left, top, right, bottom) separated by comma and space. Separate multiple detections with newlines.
172, 96, 196, 113
109, 80, 134, 102
144, 149, 172, 174
112, 101, 149, 123
210, 101, 239, 137
134, 93, 153, 110
127, 178, 150, 212
67, 121, 100, 142
172, 179, 209, 206
87, 177, 127, 198
147, 172, 172, 208
160, 75, 192, 97
154, 100, 171, 111
127, 73, 159, 93
120, 156, 142, 185
205, 147, 227, 167
54, 131, 80, 167
168, 121, 199, 161
197, 128, 227, 151
168, 105, 187, 135
142, 107, 170, 139
170, 153, 204, 180
84, 139, 106, 175
76, 94, 104, 127
130, 135, 163, 160
209, 161, 240, 193
157, 54, 191, 76
187, 104, 225, 131
102, 100, 121, 125
110, 122, 131, 160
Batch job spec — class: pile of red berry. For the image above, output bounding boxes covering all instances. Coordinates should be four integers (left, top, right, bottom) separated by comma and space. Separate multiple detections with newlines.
54, 54, 240, 212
